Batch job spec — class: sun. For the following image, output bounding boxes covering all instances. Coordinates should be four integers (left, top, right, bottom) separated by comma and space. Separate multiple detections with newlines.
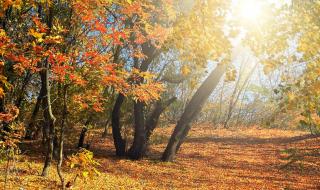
236, 0, 263, 23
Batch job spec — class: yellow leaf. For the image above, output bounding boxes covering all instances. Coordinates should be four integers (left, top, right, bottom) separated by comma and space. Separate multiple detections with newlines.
181, 65, 191, 76
28, 29, 45, 42
0, 87, 4, 98
82, 171, 89, 178
288, 92, 295, 102
93, 168, 101, 176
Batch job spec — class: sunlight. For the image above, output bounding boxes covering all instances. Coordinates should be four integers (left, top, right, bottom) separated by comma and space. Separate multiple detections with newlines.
236, 0, 263, 23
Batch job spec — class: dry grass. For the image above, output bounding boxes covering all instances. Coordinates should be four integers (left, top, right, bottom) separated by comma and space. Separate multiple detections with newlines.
1, 124, 319, 190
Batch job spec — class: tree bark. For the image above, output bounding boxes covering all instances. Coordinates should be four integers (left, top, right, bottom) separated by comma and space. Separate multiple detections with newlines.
78, 128, 88, 148
224, 62, 257, 128
127, 101, 146, 159
15, 71, 32, 108
25, 84, 45, 140
162, 63, 227, 162
102, 118, 110, 138
41, 61, 56, 177
223, 74, 242, 128
78, 116, 92, 148
126, 44, 159, 159
145, 97, 177, 142
57, 85, 67, 190
111, 94, 126, 156
138, 97, 177, 155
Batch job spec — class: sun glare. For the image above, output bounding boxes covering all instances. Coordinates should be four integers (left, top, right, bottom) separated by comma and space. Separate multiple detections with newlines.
237, 0, 263, 23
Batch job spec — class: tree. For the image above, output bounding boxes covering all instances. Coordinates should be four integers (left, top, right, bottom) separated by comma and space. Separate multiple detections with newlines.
162, 0, 231, 161
242, 1, 320, 133
0, 0, 168, 177
162, 62, 228, 161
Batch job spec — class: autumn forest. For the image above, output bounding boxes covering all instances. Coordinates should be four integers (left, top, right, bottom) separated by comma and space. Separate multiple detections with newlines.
0, 0, 319, 189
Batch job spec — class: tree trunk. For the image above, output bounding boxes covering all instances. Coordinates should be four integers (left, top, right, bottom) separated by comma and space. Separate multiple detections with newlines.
78, 117, 92, 148
57, 85, 67, 190
175, 123, 192, 153
162, 63, 227, 162
126, 44, 159, 159
102, 118, 110, 138
127, 101, 146, 159
41, 61, 56, 177
138, 97, 177, 155
15, 71, 32, 109
224, 62, 257, 128
111, 94, 126, 156
145, 97, 177, 142
25, 84, 45, 140
78, 127, 88, 148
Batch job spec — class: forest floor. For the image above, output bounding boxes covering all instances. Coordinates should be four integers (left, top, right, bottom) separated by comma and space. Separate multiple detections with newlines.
1, 124, 320, 190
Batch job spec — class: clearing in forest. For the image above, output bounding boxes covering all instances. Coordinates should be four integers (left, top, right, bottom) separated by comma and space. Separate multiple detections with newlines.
1, 125, 319, 190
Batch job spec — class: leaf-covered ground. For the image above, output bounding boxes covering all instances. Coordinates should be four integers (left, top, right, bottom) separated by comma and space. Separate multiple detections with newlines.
1, 124, 320, 189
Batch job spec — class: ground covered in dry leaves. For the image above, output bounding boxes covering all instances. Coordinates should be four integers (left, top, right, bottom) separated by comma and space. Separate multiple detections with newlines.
1, 124, 320, 189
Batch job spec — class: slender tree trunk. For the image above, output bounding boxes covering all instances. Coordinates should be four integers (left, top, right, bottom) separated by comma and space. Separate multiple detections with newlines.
38, 2, 55, 177
0, 98, 11, 136
234, 83, 249, 127
78, 127, 87, 148
41, 61, 56, 177
0, 97, 4, 113
0, 99, 5, 141
78, 116, 92, 148
102, 118, 110, 138
223, 63, 245, 128
0, 8, 10, 130
162, 63, 227, 162
15, 71, 32, 108
145, 97, 177, 142
139, 97, 177, 155
111, 94, 126, 156
224, 62, 257, 128
57, 85, 67, 190
212, 81, 225, 126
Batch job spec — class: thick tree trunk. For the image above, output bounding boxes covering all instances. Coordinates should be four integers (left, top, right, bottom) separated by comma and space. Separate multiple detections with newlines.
111, 94, 126, 156
175, 123, 192, 154
127, 101, 146, 159
162, 63, 227, 162
126, 45, 159, 159
109, 43, 158, 158
41, 61, 56, 177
